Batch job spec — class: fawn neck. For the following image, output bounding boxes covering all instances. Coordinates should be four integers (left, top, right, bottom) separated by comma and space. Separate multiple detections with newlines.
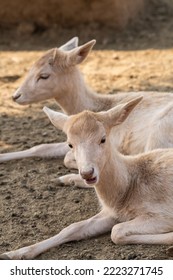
54, 67, 114, 115
95, 148, 130, 210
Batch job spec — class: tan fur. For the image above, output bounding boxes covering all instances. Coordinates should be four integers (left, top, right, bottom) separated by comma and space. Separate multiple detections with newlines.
1, 37, 173, 165
2, 98, 173, 259
60, 101, 173, 236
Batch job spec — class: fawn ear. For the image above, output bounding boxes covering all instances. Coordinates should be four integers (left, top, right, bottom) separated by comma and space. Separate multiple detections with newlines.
68, 39, 96, 65
59, 37, 79, 51
98, 96, 143, 128
43, 107, 69, 131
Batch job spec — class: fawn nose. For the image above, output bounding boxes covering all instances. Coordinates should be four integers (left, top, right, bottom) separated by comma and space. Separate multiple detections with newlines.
12, 93, 21, 101
80, 167, 94, 180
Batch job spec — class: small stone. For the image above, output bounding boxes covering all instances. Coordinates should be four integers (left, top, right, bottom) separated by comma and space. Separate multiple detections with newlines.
11, 212, 18, 217
33, 213, 40, 219
35, 194, 42, 199
5, 195, 11, 200
127, 253, 137, 260
21, 184, 27, 188
20, 220, 27, 224
112, 54, 120, 60
28, 187, 35, 193
31, 169, 39, 174
166, 246, 173, 256
1, 113, 7, 117
47, 185, 56, 191
0, 181, 6, 186
43, 191, 49, 199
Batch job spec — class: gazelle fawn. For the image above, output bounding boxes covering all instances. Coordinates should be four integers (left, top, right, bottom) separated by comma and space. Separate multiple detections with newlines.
1, 96, 173, 259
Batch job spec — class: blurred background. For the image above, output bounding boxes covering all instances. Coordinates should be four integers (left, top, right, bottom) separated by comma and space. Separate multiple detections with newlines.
0, 0, 173, 50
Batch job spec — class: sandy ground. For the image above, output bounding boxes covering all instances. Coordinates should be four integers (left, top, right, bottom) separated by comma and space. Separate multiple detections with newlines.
1, 7, 173, 259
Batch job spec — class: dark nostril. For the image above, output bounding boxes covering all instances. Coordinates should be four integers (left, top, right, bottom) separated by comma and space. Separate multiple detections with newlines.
12, 94, 21, 101
80, 168, 94, 180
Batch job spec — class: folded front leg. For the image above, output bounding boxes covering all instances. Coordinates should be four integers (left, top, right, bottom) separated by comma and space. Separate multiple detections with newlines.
64, 150, 77, 169
56, 173, 91, 188
111, 215, 173, 245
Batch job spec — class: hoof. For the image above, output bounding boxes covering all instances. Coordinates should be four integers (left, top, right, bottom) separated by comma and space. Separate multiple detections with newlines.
52, 178, 65, 187
0, 254, 11, 260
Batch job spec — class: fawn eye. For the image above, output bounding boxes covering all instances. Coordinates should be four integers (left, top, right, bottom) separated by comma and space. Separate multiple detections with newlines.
38, 74, 50, 81
68, 143, 73, 149
100, 136, 106, 144
41, 74, 50, 79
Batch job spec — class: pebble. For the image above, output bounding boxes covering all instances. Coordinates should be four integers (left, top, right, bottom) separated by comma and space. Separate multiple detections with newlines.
112, 54, 120, 60
42, 191, 50, 199
0, 181, 6, 186
42, 132, 48, 136
5, 195, 11, 200
1, 113, 7, 117
11, 212, 18, 217
47, 185, 56, 191
127, 253, 137, 260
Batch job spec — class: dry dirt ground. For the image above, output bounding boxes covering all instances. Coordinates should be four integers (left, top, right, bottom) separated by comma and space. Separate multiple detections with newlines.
1, 9, 173, 259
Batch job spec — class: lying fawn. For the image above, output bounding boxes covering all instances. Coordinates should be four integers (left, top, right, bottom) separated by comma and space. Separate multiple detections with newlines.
1, 96, 173, 259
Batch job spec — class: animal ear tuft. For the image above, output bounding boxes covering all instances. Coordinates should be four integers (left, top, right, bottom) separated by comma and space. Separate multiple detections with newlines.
110, 96, 143, 126
97, 96, 143, 128
43, 106, 69, 131
59, 37, 79, 51
69, 39, 96, 65
48, 48, 58, 66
